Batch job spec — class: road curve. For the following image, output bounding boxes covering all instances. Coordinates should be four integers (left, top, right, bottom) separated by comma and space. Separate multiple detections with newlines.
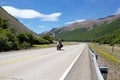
0, 43, 96, 80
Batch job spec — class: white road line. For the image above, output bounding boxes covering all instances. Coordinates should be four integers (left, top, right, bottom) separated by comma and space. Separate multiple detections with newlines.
59, 45, 85, 80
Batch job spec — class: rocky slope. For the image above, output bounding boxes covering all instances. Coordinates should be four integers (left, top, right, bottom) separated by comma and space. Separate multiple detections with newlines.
0, 7, 32, 33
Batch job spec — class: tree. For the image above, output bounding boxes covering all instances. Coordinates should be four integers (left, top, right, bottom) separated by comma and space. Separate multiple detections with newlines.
0, 28, 18, 51
0, 17, 8, 29
17, 32, 35, 46
42, 34, 53, 44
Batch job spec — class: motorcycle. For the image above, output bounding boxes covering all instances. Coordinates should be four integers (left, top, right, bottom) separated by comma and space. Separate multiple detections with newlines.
56, 44, 63, 50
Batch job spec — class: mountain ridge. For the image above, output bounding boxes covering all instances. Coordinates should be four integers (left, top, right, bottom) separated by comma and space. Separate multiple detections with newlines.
48, 14, 120, 34
44, 14, 120, 43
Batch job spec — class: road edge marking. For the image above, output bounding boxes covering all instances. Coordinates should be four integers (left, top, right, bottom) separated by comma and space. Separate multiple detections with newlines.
59, 45, 85, 80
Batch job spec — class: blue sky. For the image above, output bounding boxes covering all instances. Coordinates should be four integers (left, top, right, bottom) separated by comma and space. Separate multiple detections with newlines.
0, 0, 120, 34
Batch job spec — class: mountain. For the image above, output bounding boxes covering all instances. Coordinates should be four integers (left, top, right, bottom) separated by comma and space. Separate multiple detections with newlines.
49, 14, 120, 33
47, 14, 120, 42
0, 7, 33, 33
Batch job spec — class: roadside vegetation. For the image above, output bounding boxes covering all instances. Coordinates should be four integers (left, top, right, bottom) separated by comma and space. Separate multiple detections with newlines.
0, 16, 53, 52
32, 42, 79, 49
89, 43, 120, 65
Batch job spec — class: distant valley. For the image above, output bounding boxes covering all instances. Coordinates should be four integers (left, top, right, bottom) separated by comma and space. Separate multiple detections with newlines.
45, 14, 120, 44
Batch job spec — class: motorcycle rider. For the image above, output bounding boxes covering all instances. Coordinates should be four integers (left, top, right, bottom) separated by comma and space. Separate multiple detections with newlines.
57, 39, 63, 50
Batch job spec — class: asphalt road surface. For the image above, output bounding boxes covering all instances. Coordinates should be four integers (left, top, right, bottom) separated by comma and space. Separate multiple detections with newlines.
0, 43, 98, 80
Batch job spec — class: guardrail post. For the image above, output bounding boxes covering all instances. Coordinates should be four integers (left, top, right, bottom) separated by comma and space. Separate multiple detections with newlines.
99, 66, 108, 80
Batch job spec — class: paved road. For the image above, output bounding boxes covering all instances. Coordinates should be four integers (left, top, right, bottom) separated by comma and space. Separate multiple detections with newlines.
0, 43, 97, 80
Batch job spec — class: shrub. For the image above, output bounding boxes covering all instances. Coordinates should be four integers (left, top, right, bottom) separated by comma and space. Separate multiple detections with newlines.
21, 41, 30, 49
17, 31, 35, 46
0, 17, 8, 29
42, 34, 53, 44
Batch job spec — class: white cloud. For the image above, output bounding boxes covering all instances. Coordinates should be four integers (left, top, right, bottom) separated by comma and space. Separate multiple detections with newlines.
41, 13, 62, 21
2, 6, 62, 21
115, 8, 120, 14
38, 26, 46, 28
66, 19, 86, 25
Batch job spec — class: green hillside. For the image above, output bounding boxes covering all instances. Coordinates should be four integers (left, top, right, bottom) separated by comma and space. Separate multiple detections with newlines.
0, 7, 53, 52
0, 16, 53, 52
55, 18, 120, 44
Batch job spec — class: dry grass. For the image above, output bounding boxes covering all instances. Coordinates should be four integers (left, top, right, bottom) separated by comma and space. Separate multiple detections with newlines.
98, 44, 120, 59
32, 42, 80, 49
89, 43, 120, 65
89, 43, 120, 80
32, 44, 56, 48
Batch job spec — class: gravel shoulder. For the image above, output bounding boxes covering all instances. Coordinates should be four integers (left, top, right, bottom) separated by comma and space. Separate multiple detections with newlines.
97, 54, 120, 80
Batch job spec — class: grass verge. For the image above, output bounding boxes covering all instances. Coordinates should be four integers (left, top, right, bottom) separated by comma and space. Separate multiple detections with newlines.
32, 44, 56, 48
32, 42, 80, 49
89, 43, 120, 65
